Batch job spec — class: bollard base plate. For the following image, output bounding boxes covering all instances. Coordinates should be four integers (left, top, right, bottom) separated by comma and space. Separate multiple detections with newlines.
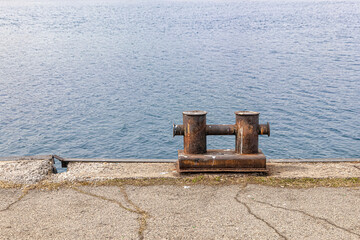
177, 149, 267, 173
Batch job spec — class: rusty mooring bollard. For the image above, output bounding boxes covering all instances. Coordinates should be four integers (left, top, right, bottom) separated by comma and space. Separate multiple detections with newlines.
173, 110, 270, 173
235, 111, 270, 154
182, 110, 207, 154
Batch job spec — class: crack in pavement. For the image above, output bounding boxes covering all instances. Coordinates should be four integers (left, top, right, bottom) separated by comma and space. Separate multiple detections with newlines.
353, 165, 360, 172
119, 186, 149, 240
234, 185, 288, 240
72, 186, 149, 240
0, 187, 31, 212
252, 198, 360, 238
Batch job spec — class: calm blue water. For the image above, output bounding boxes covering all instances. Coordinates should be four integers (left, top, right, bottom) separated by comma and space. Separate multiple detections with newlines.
1, 0, 359, 168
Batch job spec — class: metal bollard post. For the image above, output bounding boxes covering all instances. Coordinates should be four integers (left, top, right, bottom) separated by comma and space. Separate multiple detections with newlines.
235, 111, 260, 154
182, 111, 207, 154
235, 111, 270, 154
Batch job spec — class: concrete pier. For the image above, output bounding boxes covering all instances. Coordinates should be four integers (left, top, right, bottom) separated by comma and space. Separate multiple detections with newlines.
1, 155, 360, 184
1, 155, 360, 239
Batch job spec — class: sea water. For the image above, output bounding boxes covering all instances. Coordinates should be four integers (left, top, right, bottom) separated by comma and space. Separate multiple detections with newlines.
1, 0, 359, 170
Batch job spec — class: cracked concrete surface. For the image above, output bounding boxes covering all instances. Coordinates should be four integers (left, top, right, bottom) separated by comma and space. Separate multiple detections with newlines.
1, 156, 360, 239
235, 185, 360, 240
0, 188, 139, 239
129, 185, 282, 239
1, 185, 360, 239
72, 186, 149, 240
0, 189, 23, 211
234, 189, 288, 240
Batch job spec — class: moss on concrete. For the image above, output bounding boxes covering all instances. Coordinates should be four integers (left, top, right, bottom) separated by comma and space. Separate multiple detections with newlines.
2, 175, 360, 190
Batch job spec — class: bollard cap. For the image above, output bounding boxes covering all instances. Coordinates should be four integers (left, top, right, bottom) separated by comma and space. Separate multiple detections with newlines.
235, 111, 259, 116
183, 110, 207, 116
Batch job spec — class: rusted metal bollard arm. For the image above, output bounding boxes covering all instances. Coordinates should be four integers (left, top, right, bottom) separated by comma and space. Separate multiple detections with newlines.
173, 124, 236, 136
173, 123, 270, 137
259, 122, 270, 136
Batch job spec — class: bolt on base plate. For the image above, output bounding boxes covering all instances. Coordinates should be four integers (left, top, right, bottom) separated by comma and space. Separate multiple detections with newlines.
177, 149, 268, 173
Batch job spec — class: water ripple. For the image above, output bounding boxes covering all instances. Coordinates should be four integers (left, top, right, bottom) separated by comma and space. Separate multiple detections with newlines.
0, 0, 359, 159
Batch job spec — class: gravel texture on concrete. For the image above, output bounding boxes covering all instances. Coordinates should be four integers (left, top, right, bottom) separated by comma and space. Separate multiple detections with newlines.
268, 162, 360, 178
0, 156, 54, 184
53, 162, 178, 182
52, 161, 360, 182
1, 185, 359, 239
